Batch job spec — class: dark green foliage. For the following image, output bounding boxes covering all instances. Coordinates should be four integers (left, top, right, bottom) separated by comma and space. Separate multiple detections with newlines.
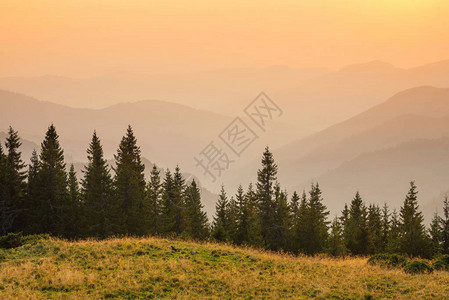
25, 150, 40, 233
432, 254, 449, 271
367, 253, 408, 268
429, 212, 442, 256
3, 127, 27, 233
327, 216, 346, 257
0, 233, 50, 249
183, 180, 209, 240
380, 203, 390, 253
367, 204, 382, 254
302, 183, 329, 255
0, 144, 8, 235
159, 170, 175, 234
256, 146, 278, 250
399, 181, 429, 257
244, 183, 263, 247
292, 191, 309, 253
234, 185, 249, 245
0, 232, 23, 249
81, 131, 114, 237
35, 124, 69, 235
387, 210, 401, 253
65, 164, 81, 237
344, 192, 368, 255
442, 196, 449, 254
211, 186, 229, 242
171, 166, 185, 234
271, 184, 291, 251
403, 260, 433, 274
146, 165, 162, 234
226, 196, 238, 243
113, 125, 147, 235
3, 125, 449, 261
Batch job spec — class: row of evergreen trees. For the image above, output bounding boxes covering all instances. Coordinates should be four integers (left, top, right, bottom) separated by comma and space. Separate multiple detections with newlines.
1, 125, 449, 258
210, 149, 449, 258
0, 125, 208, 239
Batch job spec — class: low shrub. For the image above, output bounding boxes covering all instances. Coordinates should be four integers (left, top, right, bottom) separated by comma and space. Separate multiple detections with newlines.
0, 233, 50, 249
0, 232, 23, 249
433, 254, 449, 271
368, 253, 408, 268
403, 260, 433, 274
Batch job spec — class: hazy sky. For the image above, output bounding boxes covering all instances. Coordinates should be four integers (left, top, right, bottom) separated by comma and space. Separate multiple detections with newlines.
1, 0, 449, 77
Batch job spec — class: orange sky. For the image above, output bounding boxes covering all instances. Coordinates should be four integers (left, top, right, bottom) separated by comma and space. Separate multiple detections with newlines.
1, 0, 449, 77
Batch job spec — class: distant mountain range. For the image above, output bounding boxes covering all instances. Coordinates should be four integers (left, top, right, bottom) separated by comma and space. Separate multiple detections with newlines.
3, 70, 449, 221
3, 60, 449, 133
270, 86, 449, 220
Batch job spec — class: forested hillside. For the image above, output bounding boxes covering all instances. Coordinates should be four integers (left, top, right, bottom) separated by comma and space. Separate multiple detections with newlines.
2, 125, 449, 259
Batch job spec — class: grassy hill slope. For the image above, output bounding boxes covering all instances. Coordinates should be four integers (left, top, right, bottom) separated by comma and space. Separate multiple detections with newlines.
1, 236, 448, 299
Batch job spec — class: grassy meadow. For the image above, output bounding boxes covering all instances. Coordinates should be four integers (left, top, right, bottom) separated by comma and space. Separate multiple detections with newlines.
0, 236, 448, 299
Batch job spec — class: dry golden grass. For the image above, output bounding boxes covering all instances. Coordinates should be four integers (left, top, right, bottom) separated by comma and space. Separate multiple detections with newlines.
0, 236, 448, 299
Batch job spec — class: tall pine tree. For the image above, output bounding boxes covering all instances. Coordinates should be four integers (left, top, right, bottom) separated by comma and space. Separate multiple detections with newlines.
429, 212, 442, 256
303, 183, 329, 254
66, 164, 81, 237
113, 126, 147, 235
4, 127, 27, 232
183, 179, 209, 240
211, 186, 229, 242
441, 195, 449, 254
25, 150, 40, 233
0, 144, 8, 235
256, 146, 278, 250
146, 165, 162, 234
35, 124, 69, 235
81, 131, 114, 237
344, 192, 369, 255
399, 181, 428, 257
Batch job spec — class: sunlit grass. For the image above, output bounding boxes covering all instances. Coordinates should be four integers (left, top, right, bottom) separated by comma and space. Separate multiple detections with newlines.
0, 236, 448, 299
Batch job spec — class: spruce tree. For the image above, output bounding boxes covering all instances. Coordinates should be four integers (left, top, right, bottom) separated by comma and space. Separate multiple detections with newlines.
344, 192, 369, 255
4, 127, 27, 232
235, 185, 249, 245
303, 183, 329, 254
256, 146, 278, 250
81, 131, 114, 237
293, 190, 308, 253
340, 203, 349, 229
387, 209, 401, 253
36, 124, 69, 235
290, 191, 300, 221
183, 179, 209, 240
66, 164, 81, 237
272, 184, 291, 251
113, 125, 146, 235
245, 183, 263, 247
399, 181, 428, 257
26, 150, 40, 233
0, 144, 8, 235
442, 196, 449, 254
226, 196, 238, 244
160, 169, 176, 234
429, 212, 442, 256
380, 203, 390, 253
327, 216, 346, 257
211, 186, 229, 242
146, 165, 162, 234
367, 204, 382, 254
171, 166, 186, 234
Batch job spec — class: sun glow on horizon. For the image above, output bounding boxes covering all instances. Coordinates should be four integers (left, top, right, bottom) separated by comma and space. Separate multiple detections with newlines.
1, 0, 448, 77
